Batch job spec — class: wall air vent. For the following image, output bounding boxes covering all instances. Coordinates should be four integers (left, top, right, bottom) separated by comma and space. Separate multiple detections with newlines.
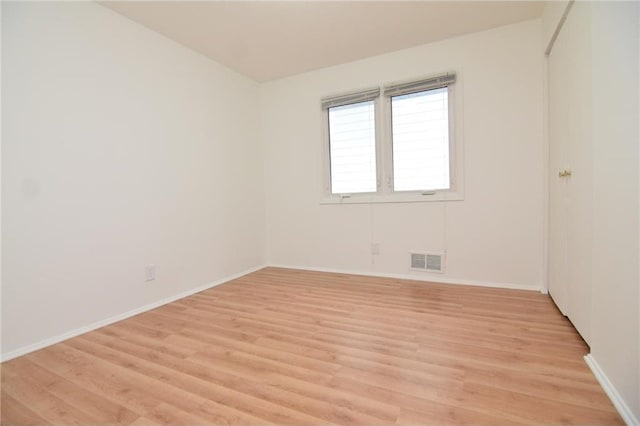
411, 253, 427, 269
410, 252, 444, 273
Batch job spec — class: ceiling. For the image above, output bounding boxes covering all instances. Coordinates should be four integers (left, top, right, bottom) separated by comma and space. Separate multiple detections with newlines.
101, 1, 546, 82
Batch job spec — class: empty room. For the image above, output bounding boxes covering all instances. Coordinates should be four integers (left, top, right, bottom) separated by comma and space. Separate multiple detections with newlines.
1, 1, 639, 425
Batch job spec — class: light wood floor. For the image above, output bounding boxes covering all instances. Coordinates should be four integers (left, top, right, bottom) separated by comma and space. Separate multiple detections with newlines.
1, 267, 623, 425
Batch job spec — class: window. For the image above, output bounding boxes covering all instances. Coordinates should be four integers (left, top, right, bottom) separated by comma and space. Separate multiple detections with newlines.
328, 100, 377, 194
322, 87, 380, 195
322, 72, 461, 203
391, 87, 450, 192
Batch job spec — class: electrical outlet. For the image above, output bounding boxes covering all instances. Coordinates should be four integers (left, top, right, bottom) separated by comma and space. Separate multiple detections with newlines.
145, 264, 156, 282
371, 243, 380, 255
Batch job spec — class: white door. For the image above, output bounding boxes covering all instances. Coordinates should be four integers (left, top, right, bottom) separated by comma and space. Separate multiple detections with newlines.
548, 2, 593, 344
548, 28, 570, 316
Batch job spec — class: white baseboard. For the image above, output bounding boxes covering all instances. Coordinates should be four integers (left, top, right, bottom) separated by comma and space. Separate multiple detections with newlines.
584, 354, 639, 426
0, 264, 267, 363
267, 263, 542, 292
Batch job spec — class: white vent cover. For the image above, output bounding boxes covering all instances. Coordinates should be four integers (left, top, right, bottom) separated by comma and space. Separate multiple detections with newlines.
410, 252, 444, 273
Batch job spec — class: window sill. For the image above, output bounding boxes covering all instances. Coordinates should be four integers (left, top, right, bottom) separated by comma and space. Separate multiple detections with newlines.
320, 190, 464, 205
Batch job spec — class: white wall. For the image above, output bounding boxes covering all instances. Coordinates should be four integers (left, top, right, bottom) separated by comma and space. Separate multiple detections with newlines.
589, 2, 639, 422
1, 2, 266, 358
260, 20, 545, 290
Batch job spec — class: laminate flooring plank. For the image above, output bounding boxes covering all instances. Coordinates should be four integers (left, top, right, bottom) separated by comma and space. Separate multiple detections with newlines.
0, 392, 49, 426
3, 357, 138, 424
67, 331, 336, 425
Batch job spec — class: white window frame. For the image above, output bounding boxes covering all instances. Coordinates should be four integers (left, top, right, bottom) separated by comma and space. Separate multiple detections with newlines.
321, 71, 464, 204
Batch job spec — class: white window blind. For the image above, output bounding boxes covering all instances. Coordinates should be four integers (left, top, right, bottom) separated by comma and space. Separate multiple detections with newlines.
321, 87, 379, 110
328, 100, 377, 194
391, 87, 450, 192
383, 73, 455, 97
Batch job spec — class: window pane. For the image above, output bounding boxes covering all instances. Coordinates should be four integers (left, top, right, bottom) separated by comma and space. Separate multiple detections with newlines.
392, 88, 450, 192
329, 101, 376, 194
